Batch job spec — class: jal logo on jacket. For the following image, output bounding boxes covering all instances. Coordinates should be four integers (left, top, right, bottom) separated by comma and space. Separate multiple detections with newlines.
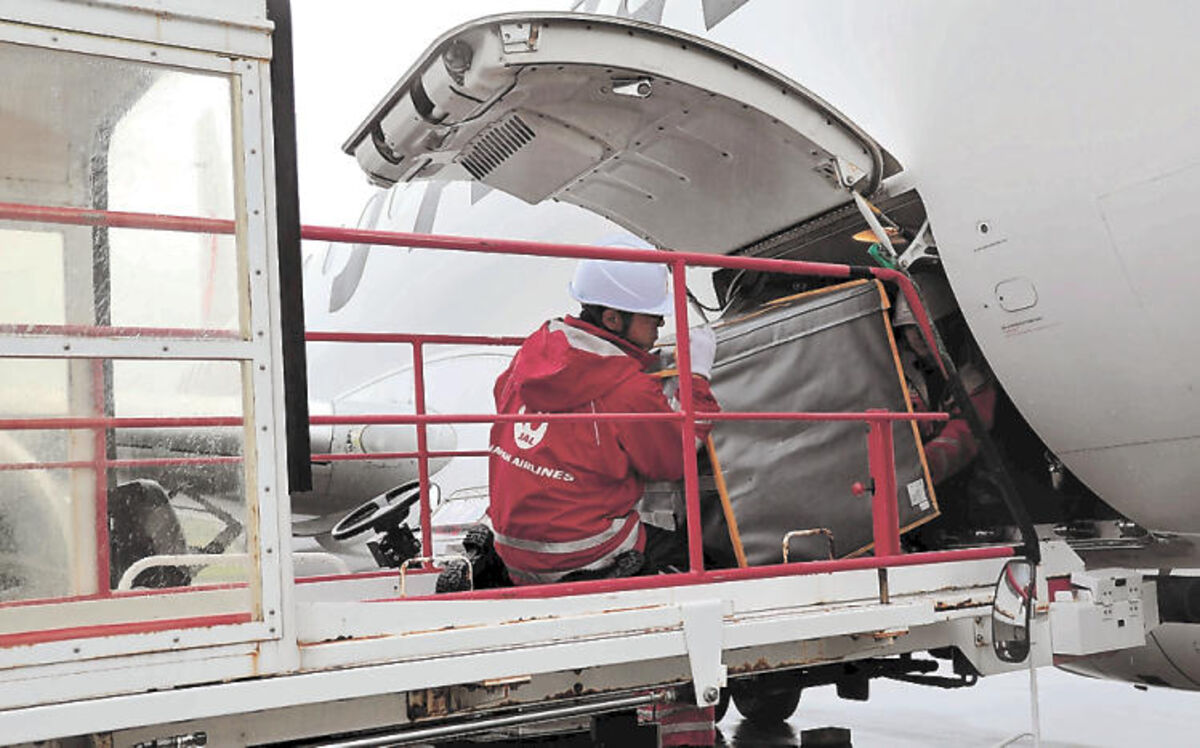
513, 406, 548, 450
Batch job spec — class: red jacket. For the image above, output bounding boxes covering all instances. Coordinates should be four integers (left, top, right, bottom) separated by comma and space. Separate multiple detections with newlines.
488, 317, 718, 584
905, 355, 996, 484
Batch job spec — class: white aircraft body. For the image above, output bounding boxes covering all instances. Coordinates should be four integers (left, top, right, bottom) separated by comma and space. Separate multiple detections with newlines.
317, 0, 1200, 696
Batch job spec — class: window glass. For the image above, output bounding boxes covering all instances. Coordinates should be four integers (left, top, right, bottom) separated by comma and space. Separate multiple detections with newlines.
0, 230, 66, 327
106, 229, 241, 332
105, 70, 235, 218
0, 358, 250, 608
0, 41, 241, 335
0, 41, 234, 216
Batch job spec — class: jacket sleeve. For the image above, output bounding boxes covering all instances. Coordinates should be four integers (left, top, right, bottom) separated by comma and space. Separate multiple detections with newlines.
610, 374, 720, 482
925, 374, 996, 484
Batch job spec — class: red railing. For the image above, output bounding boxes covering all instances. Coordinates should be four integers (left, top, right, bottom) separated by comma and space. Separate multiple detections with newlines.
0, 323, 240, 339
0, 200, 1010, 613
0, 413, 244, 602
0, 201, 234, 235
0, 203, 245, 611
300, 224, 1011, 597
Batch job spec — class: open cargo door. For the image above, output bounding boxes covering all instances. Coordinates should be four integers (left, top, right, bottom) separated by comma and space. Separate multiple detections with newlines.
344, 13, 899, 253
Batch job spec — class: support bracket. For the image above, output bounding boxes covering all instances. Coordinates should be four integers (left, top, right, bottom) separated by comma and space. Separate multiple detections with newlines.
680, 599, 727, 707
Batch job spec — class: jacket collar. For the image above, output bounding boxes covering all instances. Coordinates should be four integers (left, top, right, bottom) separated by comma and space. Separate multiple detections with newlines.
562, 316, 658, 370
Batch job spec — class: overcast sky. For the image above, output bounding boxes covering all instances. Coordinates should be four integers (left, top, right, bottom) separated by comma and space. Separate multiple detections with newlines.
291, 1, 561, 228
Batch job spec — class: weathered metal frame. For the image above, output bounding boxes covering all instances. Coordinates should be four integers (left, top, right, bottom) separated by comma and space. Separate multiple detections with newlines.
0, 201, 1031, 733
0, 552, 1051, 744
0, 1, 289, 678
0, 0, 273, 61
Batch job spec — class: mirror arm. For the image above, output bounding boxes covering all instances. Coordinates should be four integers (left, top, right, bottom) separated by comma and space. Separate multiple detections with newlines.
992, 559, 1037, 664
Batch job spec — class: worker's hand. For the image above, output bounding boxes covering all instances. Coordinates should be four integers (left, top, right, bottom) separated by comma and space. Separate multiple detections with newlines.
687, 323, 717, 379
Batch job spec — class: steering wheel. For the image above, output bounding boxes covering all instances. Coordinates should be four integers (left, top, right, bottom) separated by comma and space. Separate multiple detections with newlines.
330, 481, 439, 541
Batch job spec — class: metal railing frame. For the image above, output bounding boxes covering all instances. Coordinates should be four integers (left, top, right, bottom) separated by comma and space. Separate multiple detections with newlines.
0, 201, 1021, 611
300, 223, 1018, 599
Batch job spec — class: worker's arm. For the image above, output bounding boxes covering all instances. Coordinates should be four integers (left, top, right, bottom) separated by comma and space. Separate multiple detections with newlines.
613, 374, 720, 482
925, 374, 997, 484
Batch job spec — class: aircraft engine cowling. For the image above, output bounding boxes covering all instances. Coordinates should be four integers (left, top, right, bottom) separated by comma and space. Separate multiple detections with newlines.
1056, 623, 1200, 691
1057, 576, 1200, 690
291, 398, 456, 519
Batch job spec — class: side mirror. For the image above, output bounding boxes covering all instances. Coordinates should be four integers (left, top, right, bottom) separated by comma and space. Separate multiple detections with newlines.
992, 559, 1035, 663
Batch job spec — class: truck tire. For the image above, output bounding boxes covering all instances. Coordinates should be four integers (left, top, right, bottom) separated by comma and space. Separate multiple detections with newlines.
730, 676, 802, 723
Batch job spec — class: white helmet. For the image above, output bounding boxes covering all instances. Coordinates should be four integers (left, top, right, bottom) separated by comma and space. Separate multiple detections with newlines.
568, 259, 673, 316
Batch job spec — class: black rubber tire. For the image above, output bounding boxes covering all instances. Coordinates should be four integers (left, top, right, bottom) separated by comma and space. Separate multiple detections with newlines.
730, 678, 802, 723
435, 559, 471, 593
591, 709, 657, 748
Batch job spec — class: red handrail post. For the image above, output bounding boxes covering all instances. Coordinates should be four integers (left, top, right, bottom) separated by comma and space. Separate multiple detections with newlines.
866, 409, 901, 558
91, 361, 111, 595
411, 342, 434, 565
670, 259, 705, 574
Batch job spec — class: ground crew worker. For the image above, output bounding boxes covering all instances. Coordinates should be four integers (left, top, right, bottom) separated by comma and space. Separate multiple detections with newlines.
487, 258, 720, 585
894, 271, 1011, 545
893, 273, 996, 486
488, 258, 722, 747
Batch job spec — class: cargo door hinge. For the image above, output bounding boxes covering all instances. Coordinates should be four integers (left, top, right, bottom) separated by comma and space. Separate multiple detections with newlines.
500, 22, 540, 53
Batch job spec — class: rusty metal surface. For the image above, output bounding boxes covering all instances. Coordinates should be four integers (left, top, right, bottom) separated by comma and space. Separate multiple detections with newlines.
934, 597, 991, 612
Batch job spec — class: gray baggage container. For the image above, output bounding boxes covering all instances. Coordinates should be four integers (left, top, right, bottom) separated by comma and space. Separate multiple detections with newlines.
702, 279, 937, 566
